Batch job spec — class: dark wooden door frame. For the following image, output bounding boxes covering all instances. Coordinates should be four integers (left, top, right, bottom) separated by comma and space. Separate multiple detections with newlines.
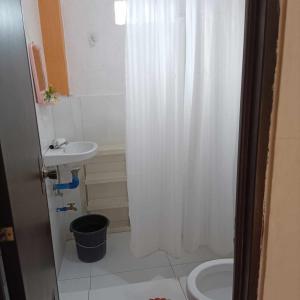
234, 0, 280, 299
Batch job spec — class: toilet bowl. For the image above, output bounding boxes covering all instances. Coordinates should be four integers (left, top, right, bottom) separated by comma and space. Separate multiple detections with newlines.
187, 259, 233, 300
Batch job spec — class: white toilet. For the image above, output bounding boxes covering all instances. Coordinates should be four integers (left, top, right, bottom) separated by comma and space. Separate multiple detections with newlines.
187, 259, 234, 300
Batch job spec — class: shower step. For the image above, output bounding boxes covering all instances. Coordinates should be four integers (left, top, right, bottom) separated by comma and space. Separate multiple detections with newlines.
84, 144, 129, 233
88, 206, 129, 222
109, 226, 130, 233
85, 159, 126, 174
87, 196, 128, 211
89, 207, 130, 233
85, 171, 127, 185
97, 144, 125, 156
87, 182, 127, 200
108, 220, 130, 233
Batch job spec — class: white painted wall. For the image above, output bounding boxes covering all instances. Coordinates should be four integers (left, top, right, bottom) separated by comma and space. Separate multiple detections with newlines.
21, 0, 66, 275
61, 0, 125, 96
52, 95, 125, 147
55, 0, 126, 147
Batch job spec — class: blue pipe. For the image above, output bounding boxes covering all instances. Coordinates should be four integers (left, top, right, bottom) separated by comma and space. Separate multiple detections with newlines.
56, 207, 71, 212
53, 170, 80, 190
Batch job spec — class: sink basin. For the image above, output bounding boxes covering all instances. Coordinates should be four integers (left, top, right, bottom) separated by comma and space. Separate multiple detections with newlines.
43, 141, 98, 167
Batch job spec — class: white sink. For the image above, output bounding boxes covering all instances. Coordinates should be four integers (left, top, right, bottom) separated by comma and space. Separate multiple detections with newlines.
43, 141, 98, 167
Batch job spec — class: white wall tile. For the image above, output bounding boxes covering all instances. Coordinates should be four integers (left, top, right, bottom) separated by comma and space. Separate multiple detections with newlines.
35, 104, 56, 153
57, 0, 126, 148
52, 97, 83, 142
81, 95, 125, 146
61, 0, 125, 95
46, 180, 67, 274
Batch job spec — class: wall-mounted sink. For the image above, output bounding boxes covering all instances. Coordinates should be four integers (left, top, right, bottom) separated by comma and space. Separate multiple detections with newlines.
43, 141, 98, 167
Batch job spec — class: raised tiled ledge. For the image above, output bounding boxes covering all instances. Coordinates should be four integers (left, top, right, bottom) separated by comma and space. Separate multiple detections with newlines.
84, 145, 130, 233
85, 171, 127, 185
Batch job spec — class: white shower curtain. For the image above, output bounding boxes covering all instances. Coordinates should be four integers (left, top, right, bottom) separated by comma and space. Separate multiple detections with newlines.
126, 0, 245, 257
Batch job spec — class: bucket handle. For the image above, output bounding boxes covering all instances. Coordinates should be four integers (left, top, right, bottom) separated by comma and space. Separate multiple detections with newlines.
76, 240, 106, 248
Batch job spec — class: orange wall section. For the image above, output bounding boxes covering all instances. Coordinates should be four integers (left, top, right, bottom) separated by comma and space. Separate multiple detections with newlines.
38, 0, 69, 95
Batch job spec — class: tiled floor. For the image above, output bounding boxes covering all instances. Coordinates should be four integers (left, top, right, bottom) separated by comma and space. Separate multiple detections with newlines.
58, 232, 219, 300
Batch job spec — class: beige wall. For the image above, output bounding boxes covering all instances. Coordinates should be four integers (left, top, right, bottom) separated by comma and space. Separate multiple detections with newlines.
259, 1, 300, 299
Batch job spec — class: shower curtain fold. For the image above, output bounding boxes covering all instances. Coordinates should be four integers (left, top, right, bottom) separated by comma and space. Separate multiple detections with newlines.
126, 0, 245, 257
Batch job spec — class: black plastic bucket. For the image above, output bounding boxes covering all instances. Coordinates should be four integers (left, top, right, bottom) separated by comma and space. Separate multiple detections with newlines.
70, 214, 110, 263
76, 241, 107, 263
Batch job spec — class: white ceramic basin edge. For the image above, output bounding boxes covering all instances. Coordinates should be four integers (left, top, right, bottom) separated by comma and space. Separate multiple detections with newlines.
43, 141, 98, 167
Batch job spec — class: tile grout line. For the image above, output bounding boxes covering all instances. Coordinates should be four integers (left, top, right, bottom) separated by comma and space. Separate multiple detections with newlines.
90, 264, 172, 279
61, 233, 206, 298
60, 263, 174, 282
59, 275, 91, 282
166, 255, 174, 270
166, 256, 188, 300
178, 280, 188, 300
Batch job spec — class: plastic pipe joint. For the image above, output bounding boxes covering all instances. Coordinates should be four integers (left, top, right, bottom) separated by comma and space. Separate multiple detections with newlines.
53, 169, 80, 190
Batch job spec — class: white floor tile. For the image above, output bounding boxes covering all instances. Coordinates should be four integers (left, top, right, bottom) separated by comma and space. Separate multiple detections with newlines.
89, 278, 186, 300
168, 246, 218, 266
59, 291, 89, 300
91, 267, 175, 290
58, 241, 91, 280
205, 286, 232, 300
172, 263, 201, 299
179, 277, 188, 298
172, 262, 200, 278
90, 232, 170, 276
58, 277, 90, 294
58, 231, 220, 300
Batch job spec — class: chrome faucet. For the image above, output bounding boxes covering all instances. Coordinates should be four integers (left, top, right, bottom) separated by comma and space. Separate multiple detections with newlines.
66, 203, 77, 211
50, 138, 68, 149
56, 203, 77, 212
